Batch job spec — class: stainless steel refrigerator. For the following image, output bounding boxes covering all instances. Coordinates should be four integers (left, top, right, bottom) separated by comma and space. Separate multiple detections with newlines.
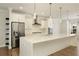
11, 22, 25, 48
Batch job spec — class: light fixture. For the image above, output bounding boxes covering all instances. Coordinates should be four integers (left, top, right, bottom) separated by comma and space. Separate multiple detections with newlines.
48, 3, 53, 34
33, 3, 41, 25
48, 3, 53, 28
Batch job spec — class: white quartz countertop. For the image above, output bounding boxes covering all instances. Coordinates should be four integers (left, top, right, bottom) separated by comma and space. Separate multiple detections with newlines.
20, 34, 76, 44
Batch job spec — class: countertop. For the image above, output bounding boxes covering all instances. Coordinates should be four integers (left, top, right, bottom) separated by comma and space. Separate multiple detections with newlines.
20, 34, 76, 44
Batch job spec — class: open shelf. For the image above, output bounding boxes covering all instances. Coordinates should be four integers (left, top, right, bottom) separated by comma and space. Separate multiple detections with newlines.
5, 38, 9, 40
6, 18, 9, 20
5, 43, 9, 45
5, 17, 9, 47
6, 33, 9, 35
6, 23, 9, 25
6, 28, 9, 30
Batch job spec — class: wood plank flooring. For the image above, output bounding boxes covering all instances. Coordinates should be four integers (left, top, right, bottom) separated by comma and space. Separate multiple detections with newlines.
11, 48, 19, 56
0, 47, 19, 56
0, 46, 77, 56
8, 48, 19, 56
49, 46, 77, 56
0, 47, 9, 56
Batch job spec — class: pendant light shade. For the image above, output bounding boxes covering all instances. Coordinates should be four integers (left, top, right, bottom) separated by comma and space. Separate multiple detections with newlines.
34, 13, 36, 19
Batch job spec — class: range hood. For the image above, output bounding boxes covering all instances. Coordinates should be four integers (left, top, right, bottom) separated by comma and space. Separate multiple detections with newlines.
32, 15, 41, 25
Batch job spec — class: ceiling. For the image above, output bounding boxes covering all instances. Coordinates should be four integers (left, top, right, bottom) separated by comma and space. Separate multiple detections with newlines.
0, 3, 79, 21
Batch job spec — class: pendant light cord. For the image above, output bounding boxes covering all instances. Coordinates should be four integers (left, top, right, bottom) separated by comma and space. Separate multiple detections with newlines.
34, 3, 36, 13
49, 3, 52, 17
59, 7, 62, 19
67, 10, 69, 20
34, 0, 36, 13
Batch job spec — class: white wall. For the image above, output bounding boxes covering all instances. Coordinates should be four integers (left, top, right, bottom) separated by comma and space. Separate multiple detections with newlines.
0, 9, 9, 47
48, 18, 70, 35
59, 20, 72, 35
53, 18, 60, 35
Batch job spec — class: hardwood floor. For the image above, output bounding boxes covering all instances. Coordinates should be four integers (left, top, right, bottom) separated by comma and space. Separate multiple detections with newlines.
0, 47, 19, 56
49, 46, 77, 56
11, 48, 19, 56
0, 46, 77, 56
8, 48, 19, 56
0, 47, 8, 56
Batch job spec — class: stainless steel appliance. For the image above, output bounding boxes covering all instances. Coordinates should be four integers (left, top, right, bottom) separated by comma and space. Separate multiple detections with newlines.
11, 22, 25, 48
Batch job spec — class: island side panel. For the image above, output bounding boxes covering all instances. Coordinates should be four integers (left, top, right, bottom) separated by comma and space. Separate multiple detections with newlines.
20, 37, 33, 56
33, 36, 74, 56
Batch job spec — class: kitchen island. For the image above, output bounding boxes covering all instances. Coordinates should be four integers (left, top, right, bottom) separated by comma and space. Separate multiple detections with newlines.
20, 34, 76, 56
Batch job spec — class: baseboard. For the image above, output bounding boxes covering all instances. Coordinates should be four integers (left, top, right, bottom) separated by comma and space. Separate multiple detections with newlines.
8, 45, 12, 49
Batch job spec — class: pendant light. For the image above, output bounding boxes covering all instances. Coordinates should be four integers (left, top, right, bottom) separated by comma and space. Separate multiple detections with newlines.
59, 7, 62, 23
67, 10, 71, 35
33, 3, 41, 25
48, 3, 53, 28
